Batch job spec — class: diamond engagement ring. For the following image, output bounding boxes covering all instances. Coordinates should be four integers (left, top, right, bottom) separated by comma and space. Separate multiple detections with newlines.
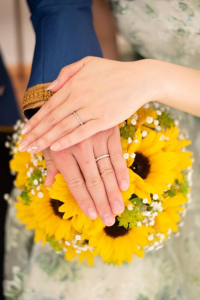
95, 154, 110, 162
73, 111, 83, 126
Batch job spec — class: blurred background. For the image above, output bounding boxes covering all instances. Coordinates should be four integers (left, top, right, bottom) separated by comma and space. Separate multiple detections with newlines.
1, 0, 35, 111
1, 2, 34, 300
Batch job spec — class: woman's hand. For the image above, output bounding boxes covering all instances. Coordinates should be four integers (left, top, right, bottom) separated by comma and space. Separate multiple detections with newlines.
43, 126, 129, 227
19, 57, 159, 153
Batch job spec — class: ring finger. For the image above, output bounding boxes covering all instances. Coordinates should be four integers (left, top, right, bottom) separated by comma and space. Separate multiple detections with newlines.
93, 134, 124, 216
74, 143, 115, 227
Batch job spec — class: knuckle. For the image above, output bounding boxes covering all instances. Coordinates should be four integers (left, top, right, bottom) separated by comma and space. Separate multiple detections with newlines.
39, 136, 48, 148
29, 118, 39, 128
45, 114, 56, 126
27, 132, 37, 142
45, 159, 54, 168
57, 121, 70, 133
100, 166, 114, 178
43, 101, 54, 113
78, 198, 91, 208
78, 126, 87, 139
68, 177, 84, 189
76, 140, 87, 152
86, 176, 102, 188
111, 150, 123, 162
60, 66, 68, 76
97, 201, 109, 211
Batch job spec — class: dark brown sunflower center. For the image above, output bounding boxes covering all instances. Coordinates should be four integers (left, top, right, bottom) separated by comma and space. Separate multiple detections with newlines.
50, 198, 65, 219
129, 151, 150, 179
104, 219, 129, 238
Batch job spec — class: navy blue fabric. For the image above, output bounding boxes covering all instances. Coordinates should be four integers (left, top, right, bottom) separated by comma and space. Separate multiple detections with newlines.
0, 53, 20, 126
26, 0, 102, 100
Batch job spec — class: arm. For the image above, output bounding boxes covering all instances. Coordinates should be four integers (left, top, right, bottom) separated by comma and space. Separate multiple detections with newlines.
92, 0, 119, 60
153, 59, 200, 117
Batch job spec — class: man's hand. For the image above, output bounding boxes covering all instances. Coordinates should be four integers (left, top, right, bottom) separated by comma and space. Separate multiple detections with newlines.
43, 126, 129, 227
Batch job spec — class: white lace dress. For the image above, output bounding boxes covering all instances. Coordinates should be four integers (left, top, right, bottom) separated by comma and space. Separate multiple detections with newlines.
4, 1, 200, 299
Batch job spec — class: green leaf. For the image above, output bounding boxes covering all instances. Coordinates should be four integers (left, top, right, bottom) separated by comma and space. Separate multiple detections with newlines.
20, 186, 31, 205
120, 124, 136, 140
157, 111, 175, 128
129, 196, 144, 209
178, 174, 189, 197
166, 188, 176, 197
27, 169, 43, 187
47, 237, 63, 252
117, 201, 143, 230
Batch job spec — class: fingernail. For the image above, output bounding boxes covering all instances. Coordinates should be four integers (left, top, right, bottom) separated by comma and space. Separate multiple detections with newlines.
21, 124, 32, 135
103, 214, 115, 227
112, 201, 124, 215
50, 143, 60, 151
46, 80, 58, 91
88, 208, 98, 219
27, 145, 38, 153
120, 179, 129, 191
18, 140, 29, 152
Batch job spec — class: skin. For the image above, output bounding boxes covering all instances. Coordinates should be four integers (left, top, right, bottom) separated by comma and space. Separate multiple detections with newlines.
20, 57, 200, 153
20, 0, 200, 224
44, 126, 128, 226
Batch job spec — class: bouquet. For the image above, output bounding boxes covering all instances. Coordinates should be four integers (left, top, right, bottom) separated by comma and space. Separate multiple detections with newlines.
6, 102, 193, 266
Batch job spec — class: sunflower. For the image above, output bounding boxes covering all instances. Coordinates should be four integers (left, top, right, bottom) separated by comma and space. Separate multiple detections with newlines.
88, 218, 152, 265
122, 128, 179, 201
155, 192, 188, 235
126, 106, 157, 132
50, 174, 135, 234
15, 196, 47, 245
10, 151, 32, 189
31, 184, 75, 241
61, 241, 95, 266
162, 126, 192, 180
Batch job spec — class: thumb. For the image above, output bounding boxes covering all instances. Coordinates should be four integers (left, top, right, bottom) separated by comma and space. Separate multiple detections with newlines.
43, 148, 59, 186
46, 56, 94, 92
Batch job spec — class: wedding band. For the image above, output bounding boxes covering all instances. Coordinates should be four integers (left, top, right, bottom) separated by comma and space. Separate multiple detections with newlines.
73, 111, 83, 126
95, 154, 110, 162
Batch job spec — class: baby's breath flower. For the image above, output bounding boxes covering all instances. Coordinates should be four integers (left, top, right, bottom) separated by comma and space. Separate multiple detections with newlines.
33, 179, 38, 185
142, 131, 148, 138
123, 153, 129, 159
146, 117, 153, 124
130, 153, 136, 159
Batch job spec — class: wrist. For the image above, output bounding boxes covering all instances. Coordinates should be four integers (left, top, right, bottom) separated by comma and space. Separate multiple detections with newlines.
145, 59, 168, 103
128, 59, 166, 107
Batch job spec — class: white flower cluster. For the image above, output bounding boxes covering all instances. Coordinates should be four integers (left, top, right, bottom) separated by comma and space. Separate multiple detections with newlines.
141, 198, 161, 228
62, 234, 94, 254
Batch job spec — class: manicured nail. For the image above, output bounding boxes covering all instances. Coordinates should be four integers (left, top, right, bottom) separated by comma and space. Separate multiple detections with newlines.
50, 143, 60, 151
21, 124, 32, 135
120, 179, 129, 191
18, 140, 29, 152
27, 145, 38, 153
88, 208, 98, 219
103, 214, 115, 227
112, 201, 124, 215
46, 80, 58, 91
